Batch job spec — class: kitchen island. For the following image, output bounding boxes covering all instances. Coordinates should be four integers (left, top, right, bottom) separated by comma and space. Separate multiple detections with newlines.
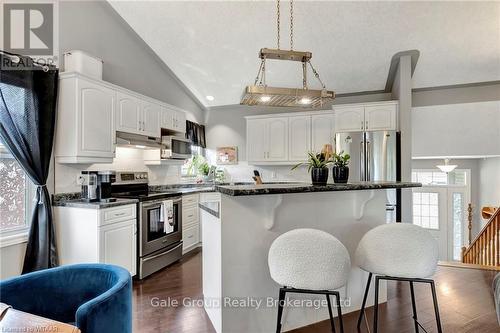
200, 181, 421, 333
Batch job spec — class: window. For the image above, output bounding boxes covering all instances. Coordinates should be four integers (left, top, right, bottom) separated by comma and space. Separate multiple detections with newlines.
452, 192, 464, 261
413, 192, 440, 230
181, 145, 205, 177
412, 170, 467, 186
0, 139, 33, 243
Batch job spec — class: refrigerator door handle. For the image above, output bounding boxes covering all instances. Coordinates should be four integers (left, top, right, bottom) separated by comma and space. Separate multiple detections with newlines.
366, 141, 371, 181
360, 140, 365, 181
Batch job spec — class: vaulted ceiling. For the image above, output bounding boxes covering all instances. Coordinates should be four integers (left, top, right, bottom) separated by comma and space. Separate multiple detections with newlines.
109, 1, 500, 107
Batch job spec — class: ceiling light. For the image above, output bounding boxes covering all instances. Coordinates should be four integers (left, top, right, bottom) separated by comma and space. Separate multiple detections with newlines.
206, 95, 215, 101
241, 0, 335, 108
436, 159, 457, 173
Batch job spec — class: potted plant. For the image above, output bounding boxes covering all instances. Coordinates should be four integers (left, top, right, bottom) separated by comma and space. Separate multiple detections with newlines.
292, 152, 332, 186
332, 151, 350, 183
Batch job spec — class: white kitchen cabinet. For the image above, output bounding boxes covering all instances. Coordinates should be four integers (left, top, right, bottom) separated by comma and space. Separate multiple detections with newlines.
311, 113, 335, 152
141, 100, 161, 137
99, 220, 136, 275
267, 118, 288, 161
334, 106, 365, 133
116, 91, 161, 137
161, 107, 186, 133
182, 194, 201, 254
116, 91, 141, 134
364, 104, 397, 131
247, 117, 288, 163
247, 119, 268, 162
54, 204, 137, 276
334, 101, 398, 133
289, 115, 311, 161
174, 110, 186, 133
56, 73, 115, 164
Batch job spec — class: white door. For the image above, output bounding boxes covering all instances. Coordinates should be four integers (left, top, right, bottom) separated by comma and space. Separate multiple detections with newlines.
412, 188, 449, 260
364, 104, 397, 131
99, 220, 136, 275
141, 101, 161, 137
334, 106, 364, 133
266, 118, 288, 161
116, 91, 141, 134
311, 113, 335, 152
247, 119, 268, 162
78, 79, 115, 158
289, 115, 311, 161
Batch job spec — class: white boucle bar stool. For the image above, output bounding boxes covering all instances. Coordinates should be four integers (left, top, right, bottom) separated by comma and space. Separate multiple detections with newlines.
355, 223, 442, 333
268, 228, 351, 333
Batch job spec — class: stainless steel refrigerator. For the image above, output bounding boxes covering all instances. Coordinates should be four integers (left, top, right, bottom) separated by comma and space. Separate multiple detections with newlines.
335, 130, 401, 223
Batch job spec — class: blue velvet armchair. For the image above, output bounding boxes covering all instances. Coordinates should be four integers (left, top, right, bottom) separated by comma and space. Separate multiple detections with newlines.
0, 264, 132, 333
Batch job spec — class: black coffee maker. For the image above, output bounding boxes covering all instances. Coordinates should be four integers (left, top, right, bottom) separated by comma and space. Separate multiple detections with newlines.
96, 171, 116, 202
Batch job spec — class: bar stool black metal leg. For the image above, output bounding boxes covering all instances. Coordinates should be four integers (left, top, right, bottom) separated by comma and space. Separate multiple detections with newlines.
373, 276, 380, 333
409, 281, 419, 333
276, 288, 286, 333
357, 272, 372, 330
430, 281, 443, 333
335, 292, 345, 333
326, 294, 336, 333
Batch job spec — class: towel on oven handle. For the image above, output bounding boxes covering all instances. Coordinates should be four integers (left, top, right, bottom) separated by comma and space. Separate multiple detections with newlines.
161, 200, 174, 234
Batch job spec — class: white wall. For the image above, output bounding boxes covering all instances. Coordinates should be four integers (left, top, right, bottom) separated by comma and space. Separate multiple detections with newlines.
412, 101, 500, 158
55, 147, 183, 193
478, 157, 500, 228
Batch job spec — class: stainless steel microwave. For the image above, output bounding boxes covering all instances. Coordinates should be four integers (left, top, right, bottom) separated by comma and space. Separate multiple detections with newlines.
161, 136, 192, 159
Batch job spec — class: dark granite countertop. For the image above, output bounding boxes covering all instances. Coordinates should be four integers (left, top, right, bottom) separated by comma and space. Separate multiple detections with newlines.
52, 198, 139, 209
149, 184, 215, 195
215, 181, 422, 196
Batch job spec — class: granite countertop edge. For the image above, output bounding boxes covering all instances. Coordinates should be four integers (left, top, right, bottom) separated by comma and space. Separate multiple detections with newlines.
215, 182, 422, 196
52, 198, 139, 209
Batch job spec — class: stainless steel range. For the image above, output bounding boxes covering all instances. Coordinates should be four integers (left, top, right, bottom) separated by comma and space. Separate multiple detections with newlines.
111, 171, 183, 279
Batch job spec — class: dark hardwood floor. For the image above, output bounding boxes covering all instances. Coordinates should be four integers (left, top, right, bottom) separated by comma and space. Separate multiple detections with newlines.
133, 250, 499, 333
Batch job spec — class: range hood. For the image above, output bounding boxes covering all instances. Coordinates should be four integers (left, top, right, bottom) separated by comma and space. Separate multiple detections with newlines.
116, 131, 162, 149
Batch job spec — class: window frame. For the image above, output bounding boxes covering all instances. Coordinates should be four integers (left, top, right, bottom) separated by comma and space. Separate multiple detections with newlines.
0, 142, 34, 247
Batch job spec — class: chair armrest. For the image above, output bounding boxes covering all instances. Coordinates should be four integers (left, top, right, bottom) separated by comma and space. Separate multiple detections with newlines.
75, 274, 132, 333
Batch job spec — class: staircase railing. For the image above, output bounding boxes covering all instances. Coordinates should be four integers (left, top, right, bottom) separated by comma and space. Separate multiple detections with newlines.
462, 206, 499, 267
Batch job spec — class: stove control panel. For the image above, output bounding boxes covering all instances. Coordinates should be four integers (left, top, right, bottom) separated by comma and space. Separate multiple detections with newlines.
115, 172, 149, 184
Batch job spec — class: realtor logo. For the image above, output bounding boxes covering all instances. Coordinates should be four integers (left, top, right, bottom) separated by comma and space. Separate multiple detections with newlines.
3, 3, 54, 55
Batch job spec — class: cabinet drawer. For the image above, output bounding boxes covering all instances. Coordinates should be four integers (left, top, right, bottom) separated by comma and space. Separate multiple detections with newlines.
100, 205, 136, 226
183, 225, 199, 250
183, 206, 199, 227
182, 194, 199, 207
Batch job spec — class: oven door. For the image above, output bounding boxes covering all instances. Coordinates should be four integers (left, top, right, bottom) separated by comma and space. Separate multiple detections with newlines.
140, 197, 182, 257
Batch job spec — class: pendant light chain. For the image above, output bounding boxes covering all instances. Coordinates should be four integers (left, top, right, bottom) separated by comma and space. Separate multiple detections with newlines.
290, 0, 294, 50
276, 0, 281, 50
308, 61, 327, 90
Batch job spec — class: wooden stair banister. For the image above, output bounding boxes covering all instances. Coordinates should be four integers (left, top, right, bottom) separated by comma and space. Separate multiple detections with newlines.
462, 206, 499, 267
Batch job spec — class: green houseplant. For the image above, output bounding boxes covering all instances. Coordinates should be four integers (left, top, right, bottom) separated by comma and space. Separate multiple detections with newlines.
332, 151, 350, 183
292, 152, 332, 186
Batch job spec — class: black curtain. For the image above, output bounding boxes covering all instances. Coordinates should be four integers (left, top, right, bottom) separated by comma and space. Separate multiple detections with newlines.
186, 120, 206, 148
0, 53, 59, 273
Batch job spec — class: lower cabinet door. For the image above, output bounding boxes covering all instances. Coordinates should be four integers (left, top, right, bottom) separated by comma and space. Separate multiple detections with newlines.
182, 224, 199, 252
99, 220, 136, 276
